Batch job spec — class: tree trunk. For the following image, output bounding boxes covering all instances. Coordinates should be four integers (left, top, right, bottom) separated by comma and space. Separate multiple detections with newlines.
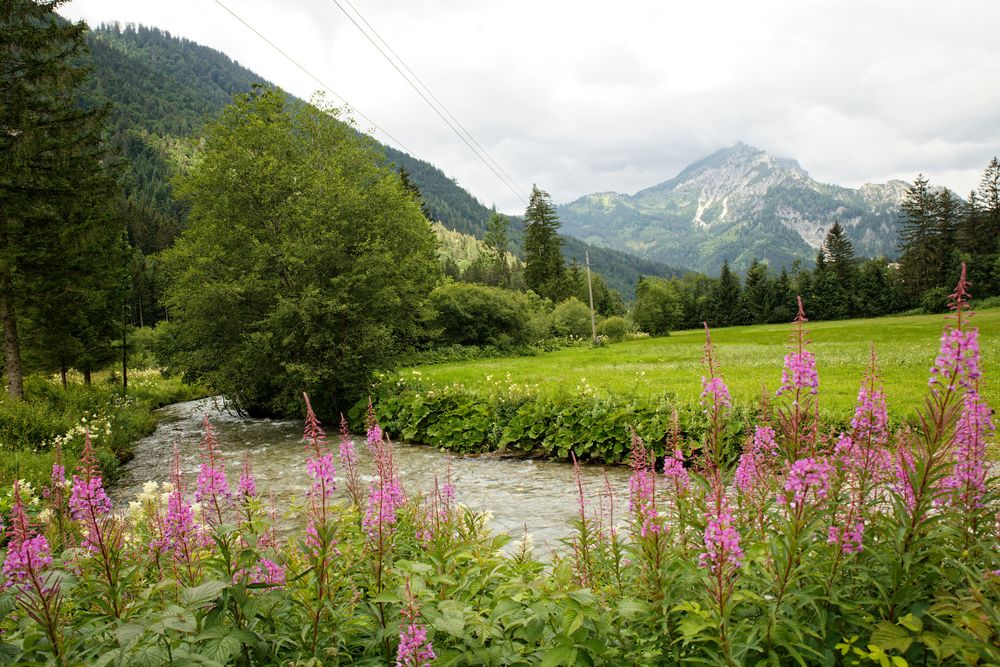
0, 270, 24, 400
83, 368, 91, 386
61, 364, 68, 389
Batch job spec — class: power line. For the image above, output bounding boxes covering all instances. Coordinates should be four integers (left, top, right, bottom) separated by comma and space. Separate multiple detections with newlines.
327, 0, 529, 204
210, 0, 415, 155
337, 0, 529, 203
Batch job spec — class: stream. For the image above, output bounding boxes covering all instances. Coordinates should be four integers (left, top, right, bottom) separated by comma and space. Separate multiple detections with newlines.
112, 397, 632, 551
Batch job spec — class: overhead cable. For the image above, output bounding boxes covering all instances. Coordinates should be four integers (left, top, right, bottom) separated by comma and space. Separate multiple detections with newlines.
327, 0, 528, 204
210, 0, 415, 155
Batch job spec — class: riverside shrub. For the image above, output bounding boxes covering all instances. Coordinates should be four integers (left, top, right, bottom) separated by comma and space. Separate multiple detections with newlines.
0, 267, 996, 665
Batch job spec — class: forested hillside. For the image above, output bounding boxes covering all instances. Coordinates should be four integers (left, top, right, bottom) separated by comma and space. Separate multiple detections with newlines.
83, 23, 677, 301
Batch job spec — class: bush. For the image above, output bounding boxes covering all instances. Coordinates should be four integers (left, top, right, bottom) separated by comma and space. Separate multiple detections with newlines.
428, 283, 543, 348
597, 315, 628, 342
551, 297, 592, 339
920, 286, 950, 313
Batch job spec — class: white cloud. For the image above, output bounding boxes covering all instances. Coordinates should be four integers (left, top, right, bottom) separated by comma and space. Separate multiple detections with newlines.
63, 0, 1000, 213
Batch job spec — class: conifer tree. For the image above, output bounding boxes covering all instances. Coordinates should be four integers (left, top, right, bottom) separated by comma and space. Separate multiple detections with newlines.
711, 260, 742, 326
897, 175, 939, 301
1, 0, 121, 399
522, 184, 566, 301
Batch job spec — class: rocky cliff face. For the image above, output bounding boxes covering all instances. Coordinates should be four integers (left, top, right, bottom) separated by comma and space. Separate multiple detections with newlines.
558, 143, 907, 274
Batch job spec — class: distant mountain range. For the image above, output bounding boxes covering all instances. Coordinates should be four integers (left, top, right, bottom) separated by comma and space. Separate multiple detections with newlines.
83, 23, 679, 297
558, 142, 909, 274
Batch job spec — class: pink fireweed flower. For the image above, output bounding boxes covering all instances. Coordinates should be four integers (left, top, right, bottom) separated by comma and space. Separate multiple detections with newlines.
627, 432, 664, 537
930, 264, 980, 393
777, 350, 819, 397
735, 425, 778, 495
3, 482, 53, 589
397, 580, 435, 667
367, 423, 383, 448
828, 519, 865, 554
700, 376, 732, 410
196, 415, 231, 502
233, 557, 286, 591
363, 477, 405, 540
339, 414, 357, 467
306, 452, 336, 501
892, 443, 917, 512
850, 378, 890, 449
662, 447, 689, 492
699, 490, 743, 575
237, 456, 257, 499
303, 393, 327, 451
940, 391, 993, 509
3, 535, 53, 590
929, 328, 981, 391
776, 296, 819, 397
780, 456, 833, 507
69, 430, 114, 552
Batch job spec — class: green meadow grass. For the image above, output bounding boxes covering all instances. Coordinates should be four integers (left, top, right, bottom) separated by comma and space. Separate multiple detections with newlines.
405, 308, 999, 418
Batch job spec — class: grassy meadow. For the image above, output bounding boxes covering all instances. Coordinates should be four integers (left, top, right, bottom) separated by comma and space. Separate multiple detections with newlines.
403, 308, 1000, 418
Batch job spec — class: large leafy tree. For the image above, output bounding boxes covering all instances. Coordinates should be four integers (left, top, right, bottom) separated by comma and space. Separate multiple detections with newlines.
1, 0, 121, 399
163, 88, 440, 417
522, 184, 565, 301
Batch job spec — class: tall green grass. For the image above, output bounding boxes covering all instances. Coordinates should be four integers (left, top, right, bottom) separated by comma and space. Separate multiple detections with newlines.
0, 369, 205, 489
402, 309, 999, 418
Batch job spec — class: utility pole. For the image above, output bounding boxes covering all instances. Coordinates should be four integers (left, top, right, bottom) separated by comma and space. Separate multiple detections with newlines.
585, 251, 599, 345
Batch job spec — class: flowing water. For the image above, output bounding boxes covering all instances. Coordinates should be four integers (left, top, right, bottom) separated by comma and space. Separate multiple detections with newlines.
113, 397, 632, 551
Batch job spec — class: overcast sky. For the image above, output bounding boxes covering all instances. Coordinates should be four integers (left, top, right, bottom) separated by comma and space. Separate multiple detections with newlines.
63, 0, 1000, 214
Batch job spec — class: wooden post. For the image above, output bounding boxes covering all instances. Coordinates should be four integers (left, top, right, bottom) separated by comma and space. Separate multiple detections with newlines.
585, 251, 599, 345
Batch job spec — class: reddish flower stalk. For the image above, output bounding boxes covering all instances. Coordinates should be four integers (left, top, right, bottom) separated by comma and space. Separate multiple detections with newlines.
774, 296, 820, 461
569, 451, 595, 587
700, 480, 741, 666
159, 445, 202, 585
301, 393, 337, 654
627, 430, 664, 539
69, 430, 124, 618
3, 481, 64, 660
396, 579, 435, 667
416, 466, 456, 548
701, 323, 732, 471
195, 415, 231, 528
339, 413, 364, 506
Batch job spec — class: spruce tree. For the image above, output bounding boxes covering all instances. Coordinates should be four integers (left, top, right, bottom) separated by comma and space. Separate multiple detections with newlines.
897, 175, 939, 302
522, 184, 565, 301
711, 260, 742, 327
821, 222, 857, 316
482, 209, 511, 288
1, 0, 121, 399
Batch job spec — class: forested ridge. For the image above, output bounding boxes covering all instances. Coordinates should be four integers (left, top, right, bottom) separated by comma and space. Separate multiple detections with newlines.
82, 23, 678, 303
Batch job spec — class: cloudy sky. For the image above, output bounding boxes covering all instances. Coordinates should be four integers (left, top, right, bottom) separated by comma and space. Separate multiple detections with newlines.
64, 0, 1000, 213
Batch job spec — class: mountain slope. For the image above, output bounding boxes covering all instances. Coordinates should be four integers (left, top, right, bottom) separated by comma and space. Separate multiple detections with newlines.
558, 142, 906, 274
83, 23, 677, 296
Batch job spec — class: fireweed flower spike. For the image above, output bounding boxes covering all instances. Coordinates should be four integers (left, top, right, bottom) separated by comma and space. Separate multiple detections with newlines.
195, 414, 231, 527
3, 481, 54, 590
775, 296, 820, 461
396, 580, 435, 667
701, 323, 732, 471
627, 431, 664, 538
68, 430, 115, 554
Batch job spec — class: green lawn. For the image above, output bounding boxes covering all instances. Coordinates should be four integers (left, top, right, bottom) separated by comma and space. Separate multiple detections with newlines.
405, 309, 999, 417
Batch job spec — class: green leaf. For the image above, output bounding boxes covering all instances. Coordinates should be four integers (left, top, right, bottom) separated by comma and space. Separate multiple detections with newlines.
897, 613, 922, 633
541, 644, 578, 667
180, 580, 228, 608
870, 621, 913, 653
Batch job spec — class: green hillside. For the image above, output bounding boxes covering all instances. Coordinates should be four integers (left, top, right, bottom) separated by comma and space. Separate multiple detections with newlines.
83, 23, 678, 298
